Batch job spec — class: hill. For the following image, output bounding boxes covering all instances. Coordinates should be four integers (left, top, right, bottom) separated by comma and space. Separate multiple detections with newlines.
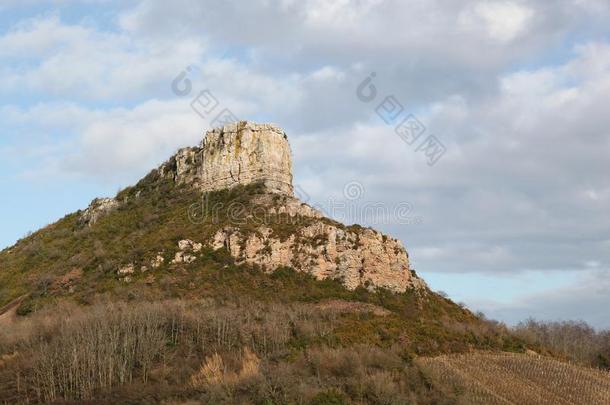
2, 122, 607, 403
0, 121, 430, 315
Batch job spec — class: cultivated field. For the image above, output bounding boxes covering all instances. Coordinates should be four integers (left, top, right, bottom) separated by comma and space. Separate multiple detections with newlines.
417, 352, 610, 404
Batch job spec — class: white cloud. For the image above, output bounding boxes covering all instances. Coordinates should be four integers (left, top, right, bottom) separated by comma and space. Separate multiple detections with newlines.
0, 15, 207, 101
1, 99, 205, 184
0, 14, 90, 58
0, 0, 109, 10
62, 99, 204, 178
460, 2, 534, 42
302, 0, 383, 27
117, 0, 606, 74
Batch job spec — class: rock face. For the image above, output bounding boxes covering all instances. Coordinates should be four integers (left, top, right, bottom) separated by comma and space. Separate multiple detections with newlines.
223, 193, 427, 292
80, 198, 120, 226
210, 222, 426, 292
159, 122, 293, 195
172, 239, 203, 264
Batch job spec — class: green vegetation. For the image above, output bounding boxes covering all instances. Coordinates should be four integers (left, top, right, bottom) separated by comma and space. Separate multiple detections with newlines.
0, 180, 303, 309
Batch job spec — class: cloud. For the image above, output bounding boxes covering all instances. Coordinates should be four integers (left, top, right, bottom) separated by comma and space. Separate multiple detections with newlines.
0, 99, 206, 185
118, 0, 610, 72
0, 0, 108, 10
286, 41, 610, 277
481, 268, 610, 328
459, 2, 534, 42
61, 99, 205, 179
109, 0, 610, 134
0, 15, 207, 101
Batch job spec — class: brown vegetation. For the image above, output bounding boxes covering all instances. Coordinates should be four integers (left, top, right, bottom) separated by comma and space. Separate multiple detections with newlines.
0, 299, 461, 404
513, 319, 610, 370
3, 299, 605, 404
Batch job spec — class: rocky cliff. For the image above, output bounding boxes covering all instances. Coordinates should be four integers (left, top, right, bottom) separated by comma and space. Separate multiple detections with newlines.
80, 121, 426, 293
159, 122, 293, 195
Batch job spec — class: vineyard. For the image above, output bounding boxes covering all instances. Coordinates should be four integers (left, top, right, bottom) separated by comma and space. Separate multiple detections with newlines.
418, 352, 610, 404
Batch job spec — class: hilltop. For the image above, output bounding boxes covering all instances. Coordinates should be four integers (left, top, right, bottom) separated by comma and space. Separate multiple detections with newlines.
0, 121, 428, 311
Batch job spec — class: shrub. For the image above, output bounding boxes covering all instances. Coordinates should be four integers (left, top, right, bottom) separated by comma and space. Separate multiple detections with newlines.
15, 299, 34, 316
513, 318, 610, 369
310, 389, 347, 405
0, 299, 466, 404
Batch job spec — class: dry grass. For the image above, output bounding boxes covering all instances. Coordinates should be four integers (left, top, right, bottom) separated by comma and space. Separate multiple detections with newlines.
0, 299, 454, 404
313, 299, 391, 316
417, 352, 610, 404
190, 347, 261, 388
6, 299, 605, 404
191, 353, 226, 387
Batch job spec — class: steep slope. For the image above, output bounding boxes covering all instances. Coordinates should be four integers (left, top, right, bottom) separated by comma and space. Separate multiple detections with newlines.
0, 177, 533, 403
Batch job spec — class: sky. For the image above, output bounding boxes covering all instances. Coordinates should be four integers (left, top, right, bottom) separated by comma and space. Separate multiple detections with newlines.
1, 0, 610, 328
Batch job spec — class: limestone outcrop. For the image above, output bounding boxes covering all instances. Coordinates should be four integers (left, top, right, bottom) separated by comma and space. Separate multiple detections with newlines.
209, 221, 425, 293
159, 122, 293, 195
80, 198, 120, 226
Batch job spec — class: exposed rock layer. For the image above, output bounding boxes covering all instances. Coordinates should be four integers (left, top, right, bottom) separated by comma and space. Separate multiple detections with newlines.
210, 221, 426, 292
160, 122, 293, 195
79, 198, 120, 226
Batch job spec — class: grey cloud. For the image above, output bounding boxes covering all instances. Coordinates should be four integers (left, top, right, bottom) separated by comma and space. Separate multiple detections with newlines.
115, 0, 610, 132
287, 43, 610, 277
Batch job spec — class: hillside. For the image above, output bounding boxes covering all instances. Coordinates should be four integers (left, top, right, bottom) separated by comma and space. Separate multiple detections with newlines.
2, 122, 607, 403
0, 178, 532, 403
0, 176, 518, 353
